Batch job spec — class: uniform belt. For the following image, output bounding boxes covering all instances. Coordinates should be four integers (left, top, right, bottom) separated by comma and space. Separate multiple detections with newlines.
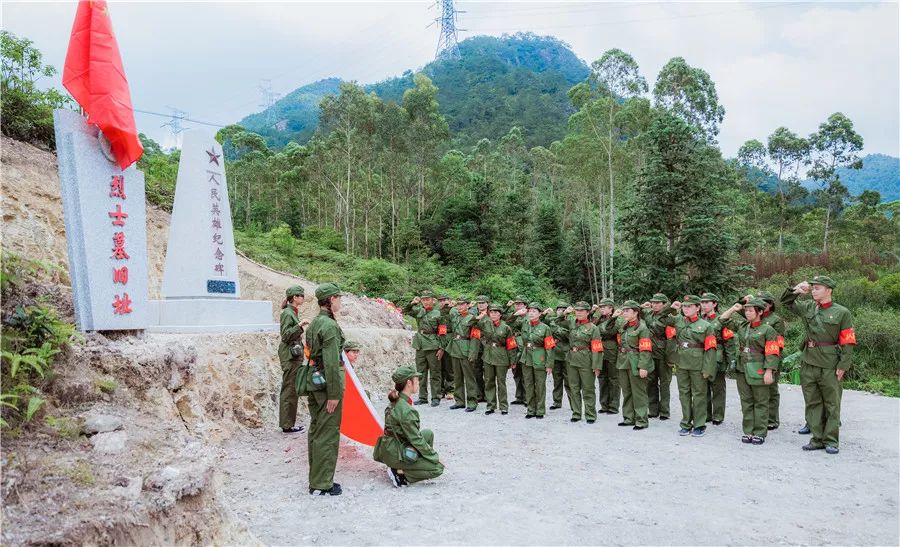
525, 342, 536, 349
454, 335, 470, 340
570, 346, 588, 352
602, 336, 617, 341
680, 342, 704, 349
420, 330, 435, 335
619, 347, 637, 354
489, 342, 499, 347
807, 340, 836, 348
653, 336, 666, 342
741, 346, 762, 354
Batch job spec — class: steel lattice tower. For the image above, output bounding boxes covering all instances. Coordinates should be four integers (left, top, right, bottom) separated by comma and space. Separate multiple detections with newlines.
432, 0, 464, 60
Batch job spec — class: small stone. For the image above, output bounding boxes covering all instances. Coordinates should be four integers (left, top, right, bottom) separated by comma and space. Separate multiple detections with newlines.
83, 414, 123, 435
91, 431, 127, 454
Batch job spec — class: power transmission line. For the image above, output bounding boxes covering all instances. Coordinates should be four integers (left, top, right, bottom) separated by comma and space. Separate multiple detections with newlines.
430, 0, 465, 60
134, 108, 225, 128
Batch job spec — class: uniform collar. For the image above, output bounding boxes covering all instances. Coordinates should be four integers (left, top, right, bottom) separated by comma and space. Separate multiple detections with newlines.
685, 315, 699, 323
459, 310, 468, 317
319, 308, 334, 319
751, 320, 761, 328
761, 309, 771, 318
405, 396, 413, 405
530, 319, 540, 326
818, 301, 832, 310
492, 320, 501, 327
576, 318, 588, 325
627, 319, 638, 328
424, 305, 433, 312
705, 312, 716, 320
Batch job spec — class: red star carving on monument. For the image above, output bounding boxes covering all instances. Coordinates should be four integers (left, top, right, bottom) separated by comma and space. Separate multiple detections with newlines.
206, 148, 221, 165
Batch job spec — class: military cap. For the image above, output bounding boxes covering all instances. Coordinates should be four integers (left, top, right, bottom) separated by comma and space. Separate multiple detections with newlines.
649, 293, 669, 303
420, 290, 435, 298
343, 340, 361, 351
456, 296, 470, 304
744, 298, 767, 310
700, 293, 720, 302
682, 294, 702, 305
285, 285, 305, 298
809, 275, 836, 289
391, 364, 421, 384
621, 300, 641, 310
598, 298, 615, 307
573, 301, 591, 310
475, 295, 489, 303
437, 294, 450, 300
527, 301, 542, 311
315, 283, 342, 300
513, 295, 527, 304
556, 301, 570, 309
757, 291, 776, 304
489, 303, 504, 312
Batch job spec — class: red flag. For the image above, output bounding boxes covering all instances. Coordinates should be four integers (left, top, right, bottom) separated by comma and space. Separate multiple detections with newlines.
63, 0, 143, 170
340, 353, 384, 447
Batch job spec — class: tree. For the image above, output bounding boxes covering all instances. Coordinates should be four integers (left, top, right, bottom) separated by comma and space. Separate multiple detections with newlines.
808, 112, 864, 254
766, 127, 809, 251
653, 57, 725, 143
402, 73, 450, 221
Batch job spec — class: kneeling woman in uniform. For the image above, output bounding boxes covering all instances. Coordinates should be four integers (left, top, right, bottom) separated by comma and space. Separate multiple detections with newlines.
374, 365, 445, 487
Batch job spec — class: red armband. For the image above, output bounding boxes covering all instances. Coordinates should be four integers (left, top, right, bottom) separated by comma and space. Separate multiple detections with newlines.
469, 327, 481, 340
544, 336, 557, 350
764, 340, 780, 356
590, 339, 603, 353
722, 328, 734, 341
776, 335, 785, 349
838, 328, 856, 345
704, 335, 717, 351
638, 338, 652, 352
616, 333, 621, 345
437, 324, 447, 336
665, 326, 677, 340
506, 337, 517, 350
304, 345, 311, 359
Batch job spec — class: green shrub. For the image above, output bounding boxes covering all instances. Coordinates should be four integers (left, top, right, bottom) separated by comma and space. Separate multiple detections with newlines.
349, 259, 408, 299
876, 273, 900, 308
301, 226, 345, 252
268, 223, 297, 256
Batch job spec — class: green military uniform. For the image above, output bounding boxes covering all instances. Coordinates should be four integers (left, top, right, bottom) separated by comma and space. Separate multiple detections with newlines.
438, 296, 454, 396
373, 365, 444, 485
616, 301, 654, 428
446, 300, 480, 410
519, 303, 554, 418
661, 295, 718, 433
559, 302, 603, 422
504, 296, 528, 405
701, 293, 737, 425
781, 276, 855, 451
278, 286, 307, 431
758, 291, 787, 428
306, 283, 346, 493
548, 303, 571, 409
641, 293, 674, 419
723, 299, 781, 442
594, 298, 620, 414
478, 304, 516, 414
403, 291, 447, 405
472, 295, 490, 401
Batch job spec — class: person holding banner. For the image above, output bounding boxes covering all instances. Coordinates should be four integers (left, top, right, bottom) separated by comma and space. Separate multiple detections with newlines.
278, 285, 310, 433
306, 283, 345, 496
374, 365, 445, 488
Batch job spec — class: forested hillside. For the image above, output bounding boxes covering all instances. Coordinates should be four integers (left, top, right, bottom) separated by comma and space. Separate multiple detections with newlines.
240, 33, 589, 149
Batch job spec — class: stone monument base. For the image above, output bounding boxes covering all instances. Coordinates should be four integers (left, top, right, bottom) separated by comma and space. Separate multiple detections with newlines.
147, 299, 276, 333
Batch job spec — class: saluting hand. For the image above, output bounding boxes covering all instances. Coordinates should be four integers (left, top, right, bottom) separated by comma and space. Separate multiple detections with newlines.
564, 306, 574, 315
742, 295, 753, 303
793, 281, 810, 294
730, 303, 743, 313
671, 301, 682, 310
640, 302, 650, 309
412, 296, 421, 304
514, 308, 527, 316
612, 309, 623, 317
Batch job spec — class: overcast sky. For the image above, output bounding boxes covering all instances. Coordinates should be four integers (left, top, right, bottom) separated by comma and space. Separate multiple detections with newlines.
4, 1, 899, 158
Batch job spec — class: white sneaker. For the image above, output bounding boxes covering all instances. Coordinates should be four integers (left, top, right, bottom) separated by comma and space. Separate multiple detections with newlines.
387, 467, 401, 488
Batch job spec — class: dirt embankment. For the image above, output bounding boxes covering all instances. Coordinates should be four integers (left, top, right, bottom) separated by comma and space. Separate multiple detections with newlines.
0, 136, 413, 545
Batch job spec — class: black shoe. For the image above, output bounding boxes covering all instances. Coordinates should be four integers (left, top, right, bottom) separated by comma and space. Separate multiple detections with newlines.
649, 414, 659, 419
415, 399, 427, 406
309, 483, 342, 496
387, 468, 402, 488
825, 446, 840, 454
449, 404, 465, 410
586, 419, 595, 424
465, 407, 476, 412
501, 411, 508, 415
798, 425, 811, 435
633, 425, 647, 430
751, 436, 765, 445
477, 398, 487, 403
511, 400, 526, 406
525, 414, 535, 419
549, 405, 561, 410
691, 427, 706, 437
618, 421, 633, 427
485, 409, 495, 415
741, 435, 752, 444
570, 417, 580, 422
712, 420, 723, 426
802, 443, 825, 451
767, 424, 779, 430
536, 415, 544, 419
705, 419, 713, 424
282, 426, 305, 433
659, 416, 669, 421
430, 400, 440, 407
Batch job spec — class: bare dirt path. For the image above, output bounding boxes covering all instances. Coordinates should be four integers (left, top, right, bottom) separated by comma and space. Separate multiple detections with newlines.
220, 378, 899, 545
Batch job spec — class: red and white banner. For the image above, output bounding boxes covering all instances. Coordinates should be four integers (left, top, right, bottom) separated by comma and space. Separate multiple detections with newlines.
340, 352, 384, 447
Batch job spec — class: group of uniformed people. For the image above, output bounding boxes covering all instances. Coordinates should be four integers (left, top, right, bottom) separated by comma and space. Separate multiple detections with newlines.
277, 274, 855, 493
